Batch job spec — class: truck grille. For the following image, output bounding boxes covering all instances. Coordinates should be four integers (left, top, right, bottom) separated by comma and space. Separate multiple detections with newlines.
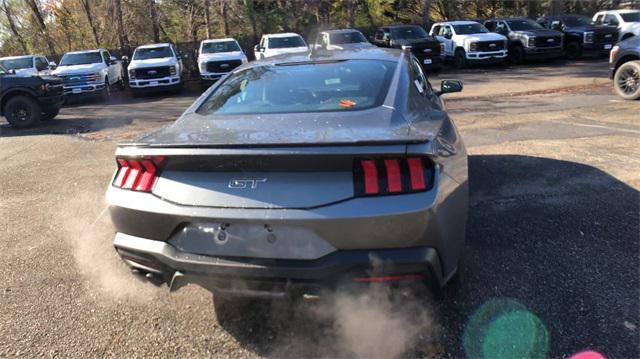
594, 32, 617, 44
206, 60, 242, 73
134, 66, 170, 79
475, 40, 505, 52
58, 74, 99, 85
534, 36, 562, 47
411, 45, 441, 58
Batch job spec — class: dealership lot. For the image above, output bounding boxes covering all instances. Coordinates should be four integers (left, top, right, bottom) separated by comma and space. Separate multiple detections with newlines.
1, 59, 638, 357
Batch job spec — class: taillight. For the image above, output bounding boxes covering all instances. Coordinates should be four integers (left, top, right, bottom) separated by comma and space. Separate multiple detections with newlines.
353, 157, 434, 197
112, 156, 165, 192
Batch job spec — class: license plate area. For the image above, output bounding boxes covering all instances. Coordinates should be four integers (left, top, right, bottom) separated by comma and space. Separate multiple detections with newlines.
423, 59, 433, 64
604, 44, 612, 50
72, 88, 82, 94
150, 81, 159, 86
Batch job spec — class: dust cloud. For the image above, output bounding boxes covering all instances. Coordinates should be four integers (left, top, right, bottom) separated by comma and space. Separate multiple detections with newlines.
56, 192, 160, 302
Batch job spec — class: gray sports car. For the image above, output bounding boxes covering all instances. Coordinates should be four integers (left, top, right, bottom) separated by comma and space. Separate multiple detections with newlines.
107, 47, 468, 299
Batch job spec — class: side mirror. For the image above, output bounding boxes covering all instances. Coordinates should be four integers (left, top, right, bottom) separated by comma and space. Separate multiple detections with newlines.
48, 61, 57, 70
254, 45, 260, 53
438, 80, 463, 95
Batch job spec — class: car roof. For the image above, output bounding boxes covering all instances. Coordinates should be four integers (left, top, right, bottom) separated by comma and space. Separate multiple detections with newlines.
435, 20, 481, 25
249, 47, 403, 67
263, 32, 303, 38
0, 55, 35, 60
136, 43, 172, 49
598, 9, 640, 14
201, 38, 237, 43
321, 29, 362, 34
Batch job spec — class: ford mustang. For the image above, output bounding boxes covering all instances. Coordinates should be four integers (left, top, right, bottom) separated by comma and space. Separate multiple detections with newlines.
107, 47, 468, 302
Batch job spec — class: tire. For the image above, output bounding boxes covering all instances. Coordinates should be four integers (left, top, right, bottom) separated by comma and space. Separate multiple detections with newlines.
101, 77, 111, 101
454, 48, 467, 69
3, 95, 42, 128
41, 108, 59, 121
508, 45, 525, 64
565, 42, 582, 60
613, 60, 640, 100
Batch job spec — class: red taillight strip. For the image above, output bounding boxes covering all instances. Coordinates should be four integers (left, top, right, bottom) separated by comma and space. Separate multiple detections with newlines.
122, 160, 142, 189
113, 157, 164, 193
384, 159, 402, 193
135, 159, 157, 192
113, 159, 130, 188
361, 160, 379, 194
407, 158, 426, 191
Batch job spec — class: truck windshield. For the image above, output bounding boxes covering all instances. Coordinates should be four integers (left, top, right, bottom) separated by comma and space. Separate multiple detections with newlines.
453, 23, 489, 35
329, 31, 368, 44
133, 46, 173, 60
390, 26, 428, 40
60, 52, 102, 66
621, 12, 640, 22
268, 36, 306, 49
562, 16, 593, 26
0, 57, 32, 70
196, 59, 396, 115
202, 41, 241, 54
506, 19, 544, 30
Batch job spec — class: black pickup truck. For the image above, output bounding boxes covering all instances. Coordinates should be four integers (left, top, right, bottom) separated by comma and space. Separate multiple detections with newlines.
484, 17, 564, 64
0, 62, 64, 128
537, 15, 619, 59
372, 25, 444, 71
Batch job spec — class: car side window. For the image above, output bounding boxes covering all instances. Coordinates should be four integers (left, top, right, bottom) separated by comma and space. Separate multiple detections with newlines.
374, 30, 383, 41
440, 25, 452, 38
260, 37, 266, 49
101, 51, 110, 64
594, 14, 604, 25
604, 14, 619, 26
431, 25, 441, 36
35, 57, 48, 71
496, 21, 507, 32
485, 21, 494, 31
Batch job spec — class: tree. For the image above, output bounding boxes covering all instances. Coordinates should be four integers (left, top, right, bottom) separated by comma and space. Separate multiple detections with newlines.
203, 0, 212, 39
150, 0, 160, 42
244, 0, 258, 43
113, 0, 130, 54
422, 0, 431, 28
1, 0, 28, 53
219, 0, 229, 37
80, 0, 100, 47
23, 0, 56, 56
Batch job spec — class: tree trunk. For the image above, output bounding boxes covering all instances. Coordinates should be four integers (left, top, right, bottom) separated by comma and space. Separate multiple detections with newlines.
422, 0, 431, 28
475, 0, 482, 19
526, 0, 534, 19
394, 0, 404, 22
113, 0, 130, 55
220, 0, 229, 37
2, 0, 28, 53
23, 0, 56, 56
550, 0, 562, 16
203, 0, 212, 39
150, 0, 160, 42
345, 0, 356, 27
80, 0, 100, 47
243, 0, 258, 43
361, 0, 375, 28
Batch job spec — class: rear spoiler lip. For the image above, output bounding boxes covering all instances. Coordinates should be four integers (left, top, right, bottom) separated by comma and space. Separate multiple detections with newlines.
115, 140, 434, 157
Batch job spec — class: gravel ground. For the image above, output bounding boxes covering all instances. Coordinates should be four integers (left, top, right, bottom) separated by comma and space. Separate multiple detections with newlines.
0, 59, 638, 358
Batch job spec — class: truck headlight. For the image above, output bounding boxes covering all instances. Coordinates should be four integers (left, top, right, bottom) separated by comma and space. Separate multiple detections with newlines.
469, 42, 478, 52
199, 62, 207, 72
242, 56, 248, 64
169, 65, 177, 76
527, 36, 536, 47
128, 68, 136, 80
584, 32, 594, 44
610, 45, 620, 64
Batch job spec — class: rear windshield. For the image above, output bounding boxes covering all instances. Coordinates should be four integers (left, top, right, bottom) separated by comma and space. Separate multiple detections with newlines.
390, 26, 428, 40
507, 19, 544, 30
621, 12, 640, 22
0, 57, 32, 70
60, 52, 102, 66
202, 41, 241, 54
196, 59, 396, 115
268, 36, 306, 49
453, 23, 489, 35
329, 31, 368, 44
133, 46, 173, 60
562, 16, 593, 27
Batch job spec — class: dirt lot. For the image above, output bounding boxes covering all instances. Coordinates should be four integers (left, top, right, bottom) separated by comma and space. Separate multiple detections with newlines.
1, 59, 638, 358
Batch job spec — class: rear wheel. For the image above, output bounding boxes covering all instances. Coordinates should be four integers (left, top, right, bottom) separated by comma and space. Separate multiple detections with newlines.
101, 77, 111, 101
508, 45, 525, 64
41, 108, 59, 121
565, 42, 582, 60
3, 95, 42, 128
454, 48, 467, 69
614, 60, 640, 100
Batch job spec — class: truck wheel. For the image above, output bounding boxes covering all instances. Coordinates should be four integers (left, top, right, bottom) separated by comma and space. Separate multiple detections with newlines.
614, 60, 640, 100
454, 48, 467, 69
41, 108, 60, 121
565, 42, 582, 59
3, 95, 42, 128
508, 45, 525, 64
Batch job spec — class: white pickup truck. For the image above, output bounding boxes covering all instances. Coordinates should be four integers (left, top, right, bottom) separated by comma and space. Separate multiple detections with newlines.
254, 33, 309, 60
430, 21, 508, 68
52, 49, 124, 99
0, 55, 55, 77
198, 38, 247, 86
593, 9, 640, 41
127, 43, 183, 92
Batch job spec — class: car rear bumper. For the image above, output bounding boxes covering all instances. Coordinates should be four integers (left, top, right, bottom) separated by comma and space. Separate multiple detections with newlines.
114, 232, 446, 297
